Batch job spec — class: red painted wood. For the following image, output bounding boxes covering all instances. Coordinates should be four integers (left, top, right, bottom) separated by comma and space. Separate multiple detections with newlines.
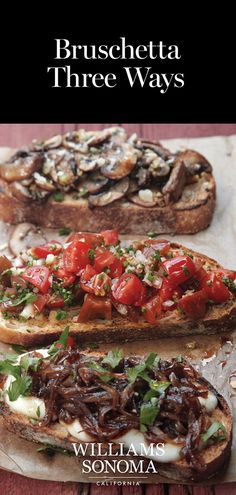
0, 123, 235, 147
90, 484, 121, 495
0, 471, 79, 495
145, 484, 165, 494
215, 484, 236, 495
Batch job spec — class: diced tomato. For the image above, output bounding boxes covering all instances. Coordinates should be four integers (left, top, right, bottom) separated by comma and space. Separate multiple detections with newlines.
77, 294, 112, 322
34, 294, 49, 312
143, 239, 170, 257
93, 273, 112, 297
215, 269, 236, 281
63, 241, 91, 273
22, 266, 51, 294
161, 256, 196, 287
47, 294, 65, 309
133, 283, 147, 307
80, 265, 97, 293
32, 241, 62, 258
194, 266, 208, 283
142, 295, 162, 324
178, 290, 208, 319
201, 273, 231, 303
67, 336, 75, 347
159, 278, 183, 310
11, 274, 27, 289
53, 266, 76, 287
67, 232, 103, 248
94, 251, 123, 278
101, 229, 119, 246
112, 273, 146, 306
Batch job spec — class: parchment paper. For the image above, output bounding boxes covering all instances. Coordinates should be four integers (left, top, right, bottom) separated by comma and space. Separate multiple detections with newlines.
0, 135, 236, 484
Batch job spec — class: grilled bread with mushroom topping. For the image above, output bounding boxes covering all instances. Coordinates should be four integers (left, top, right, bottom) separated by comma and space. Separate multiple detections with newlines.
0, 127, 215, 234
0, 337, 232, 481
0, 230, 235, 346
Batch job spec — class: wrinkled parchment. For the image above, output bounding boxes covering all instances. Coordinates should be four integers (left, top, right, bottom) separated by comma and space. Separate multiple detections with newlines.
0, 135, 236, 483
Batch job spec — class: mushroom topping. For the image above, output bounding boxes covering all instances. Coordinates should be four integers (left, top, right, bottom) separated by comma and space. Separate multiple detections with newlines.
86, 128, 115, 147
8, 182, 32, 203
79, 157, 106, 173
62, 130, 89, 153
101, 144, 138, 180
0, 152, 43, 182
129, 189, 159, 207
31, 134, 62, 151
88, 177, 129, 207
9, 223, 48, 257
149, 156, 170, 181
138, 140, 171, 161
33, 172, 56, 191
79, 172, 109, 194
162, 161, 186, 203
176, 149, 212, 175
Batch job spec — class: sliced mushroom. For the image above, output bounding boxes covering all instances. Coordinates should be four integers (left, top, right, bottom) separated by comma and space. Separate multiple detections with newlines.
31, 134, 62, 151
101, 143, 138, 180
9, 223, 48, 257
138, 140, 171, 161
79, 172, 109, 194
176, 149, 212, 175
79, 157, 106, 173
86, 128, 114, 147
162, 161, 186, 203
88, 177, 129, 207
0, 152, 43, 182
33, 172, 56, 191
62, 130, 89, 153
149, 157, 171, 182
8, 182, 32, 203
135, 167, 149, 186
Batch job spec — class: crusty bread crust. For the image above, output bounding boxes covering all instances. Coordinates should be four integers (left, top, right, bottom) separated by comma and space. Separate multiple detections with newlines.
0, 243, 235, 346
0, 174, 216, 235
0, 386, 232, 481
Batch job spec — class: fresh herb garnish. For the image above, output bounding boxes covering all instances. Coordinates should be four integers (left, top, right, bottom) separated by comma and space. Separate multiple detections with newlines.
58, 227, 72, 236
36, 406, 41, 418
11, 344, 27, 355
152, 250, 161, 262
183, 266, 190, 276
48, 326, 70, 355
201, 421, 226, 444
52, 282, 74, 305
88, 248, 95, 261
222, 277, 236, 291
102, 349, 123, 369
53, 192, 65, 202
140, 398, 160, 432
20, 355, 41, 372
56, 310, 68, 321
88, 361, 112, 383
37, 445, 73, 456
8, 375, 32, 401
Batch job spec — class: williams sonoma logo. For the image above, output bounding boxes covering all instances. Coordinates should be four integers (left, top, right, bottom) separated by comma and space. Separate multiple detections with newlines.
73, 441, 165, 475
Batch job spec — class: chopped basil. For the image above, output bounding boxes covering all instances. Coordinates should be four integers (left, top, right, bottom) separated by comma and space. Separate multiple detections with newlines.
128, 353, 159, 384
0, 360, 21, 379
56, 310, 68, 321
58, 227, 72, 236
201, 421, 226, 444
37, 445, 73, 456
36, 406, 41, 418
145, 352, 160, 370
152, 250, 161, 262
147, 272, 154, 282
144, 380, 170, 401
53, 192, 65, 202
11, 291, 37, 307
102, 349, 123, 369
8, 375, 32, 401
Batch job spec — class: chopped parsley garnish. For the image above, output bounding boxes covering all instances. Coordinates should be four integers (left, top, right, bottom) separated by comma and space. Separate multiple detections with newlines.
88, 361, 112, 383
222, 277, 236, 291
8, 375, 32, 402
59, 227, 72, 236
88, 248, 95, 261
140, 398, 160, 432
11, 344, 27, 355
48, 326, 70, 355
183, 265, 190, 276
147, 272, 154, 282
52, 282, 74, 305
53, 192, 65, 202
56, 310, 68, 321
152, 250, 161, 262
147, 232, 158, 238
102, 349, 123, 369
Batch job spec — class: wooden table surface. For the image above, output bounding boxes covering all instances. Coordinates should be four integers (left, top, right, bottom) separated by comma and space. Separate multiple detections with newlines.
0, 123, 236, 495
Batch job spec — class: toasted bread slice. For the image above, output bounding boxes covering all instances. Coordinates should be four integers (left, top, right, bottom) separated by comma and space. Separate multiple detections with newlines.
0, 351, 232, 482
0, 243, 235, 346
0, 175, 215, 235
